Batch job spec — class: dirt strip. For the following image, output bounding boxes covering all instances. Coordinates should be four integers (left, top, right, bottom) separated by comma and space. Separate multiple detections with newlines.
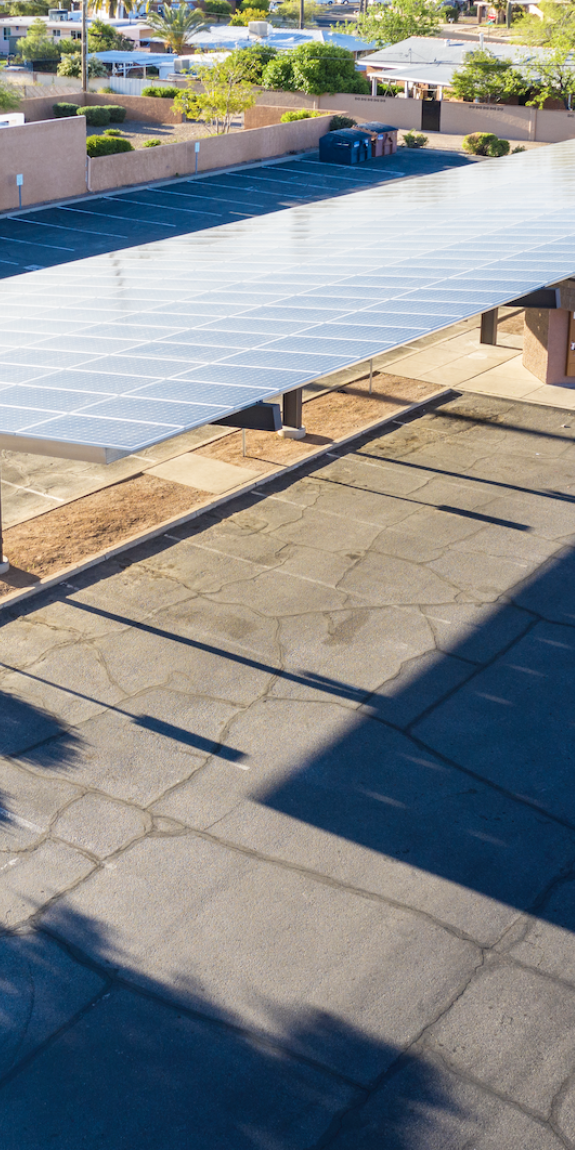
0, 373, 442, 600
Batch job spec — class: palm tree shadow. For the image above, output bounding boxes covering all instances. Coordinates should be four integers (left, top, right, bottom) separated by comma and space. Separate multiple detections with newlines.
0, 906, 468, 1150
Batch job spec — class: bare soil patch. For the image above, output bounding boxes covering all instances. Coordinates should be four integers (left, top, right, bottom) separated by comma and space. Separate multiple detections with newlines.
0, 374, 441, 601
90, 118, 241, 148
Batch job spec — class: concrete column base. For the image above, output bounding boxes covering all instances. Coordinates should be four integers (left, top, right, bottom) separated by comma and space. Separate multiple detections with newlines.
523, 308, 575, 386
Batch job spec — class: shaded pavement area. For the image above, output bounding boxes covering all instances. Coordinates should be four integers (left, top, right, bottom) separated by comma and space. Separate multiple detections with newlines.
0, 149, 471, 280
1, 391, 575, 1146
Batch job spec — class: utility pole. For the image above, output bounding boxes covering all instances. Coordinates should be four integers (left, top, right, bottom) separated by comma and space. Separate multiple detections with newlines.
299, 0, 304, 29
81, 0, 87, 95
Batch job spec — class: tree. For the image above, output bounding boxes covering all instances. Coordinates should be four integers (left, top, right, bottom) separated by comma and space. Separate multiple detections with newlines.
449, 49, 529, 103
525, 47, 575, 108
87, 19, 135, 52
261, 41, 370, 94
89, 0, 137, 17
271, 0, 321, 25
226, 44, 278, 83
17, 17, 60, 63
58, 37, 82, 54
144, 5, 208, 54
230, 7, 268, 23
0, 66, 20, 111
511, 0, 575, 47
0, 0, 50, 13
57, 53, 107, 77
173, 56, 256, 132
352, 0, 441, 49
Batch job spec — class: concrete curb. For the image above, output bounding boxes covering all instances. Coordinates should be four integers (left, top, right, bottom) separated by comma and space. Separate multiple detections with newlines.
0, 389, 452, 617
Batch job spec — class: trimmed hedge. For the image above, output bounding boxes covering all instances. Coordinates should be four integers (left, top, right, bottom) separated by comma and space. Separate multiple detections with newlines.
102, 104, 127, 123
53, 101, 79, 118
141, 85, 179, 99
77, 105, 110, 126
86, 134, 134, 157
279, 109, 323, 122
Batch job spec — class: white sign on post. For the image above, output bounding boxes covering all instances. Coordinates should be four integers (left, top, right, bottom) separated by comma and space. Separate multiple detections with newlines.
194, 140, 200, 174
16, 174, 23, 186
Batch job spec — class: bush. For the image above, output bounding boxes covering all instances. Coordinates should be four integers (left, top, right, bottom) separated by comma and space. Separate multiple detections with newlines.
462, 131, 509, 156
102, 104, 126, 122
53, 101, 79, 118
488, 137, 510, 156
142, 138, 162, 147
103, 127, 123, 137
329, 114, 356, 130
511, 144, 526, 153
203, 0, 232, 11
442, 4, 459, 19
141, 85, 180, 99
280, 108, 323, 121
402, 131, 428, 148
77, 105, 110, 126
86, 134, 134, 157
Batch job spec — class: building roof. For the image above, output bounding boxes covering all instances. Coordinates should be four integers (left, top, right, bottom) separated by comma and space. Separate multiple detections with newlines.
360, 35, 571, 87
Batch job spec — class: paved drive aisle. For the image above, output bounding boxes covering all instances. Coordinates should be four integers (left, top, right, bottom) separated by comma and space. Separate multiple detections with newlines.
1, 392, 575, 1147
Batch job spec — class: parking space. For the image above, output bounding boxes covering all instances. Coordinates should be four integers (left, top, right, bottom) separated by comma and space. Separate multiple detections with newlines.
0, 148, 471, 280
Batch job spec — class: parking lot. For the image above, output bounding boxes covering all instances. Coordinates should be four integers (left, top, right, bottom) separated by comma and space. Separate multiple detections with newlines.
0, 148, 471, 280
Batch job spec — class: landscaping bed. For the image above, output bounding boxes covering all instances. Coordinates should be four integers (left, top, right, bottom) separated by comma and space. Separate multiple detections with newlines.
0, 373, 442, 601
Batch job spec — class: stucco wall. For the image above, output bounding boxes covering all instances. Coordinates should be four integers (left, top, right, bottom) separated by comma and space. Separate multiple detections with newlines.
535, 108, 575, 143
440, 100, 536, 142
245, 105, 339, 129
88, 114, 333, 194
0, 116, 86, 212
21, 92, 183, 125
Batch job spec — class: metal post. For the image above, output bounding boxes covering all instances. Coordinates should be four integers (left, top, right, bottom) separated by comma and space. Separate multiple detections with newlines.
280, 388, 306, 439
480, 308, 498, 345
81, 0, 87, 96
0, 471, 8, 575
369, 359, 373, 394
299, 0, 304, 29
283, 387, 302, 430
242, 428, 246, 457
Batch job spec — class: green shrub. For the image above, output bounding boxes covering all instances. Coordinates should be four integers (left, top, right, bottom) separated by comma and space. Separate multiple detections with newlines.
511, 144, 526, 153
402, 131, 428, 149
103, 127, 123, 137
280, 108, 323, 121
142, 138, 162, 146
77, 105, 110, 126
203, 0, 232, 11
329, 114, 356, 130
53, 101, 79, 118
86, 134, 134, 157
442, 5, 459, 20
487, 137, 510, 156
141, 85, 180, 98
462, 132, 510, 157
102, 104, 126, 122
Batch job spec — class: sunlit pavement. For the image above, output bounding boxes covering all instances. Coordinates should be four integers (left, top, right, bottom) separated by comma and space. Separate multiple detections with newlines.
1, 390, 575, 1147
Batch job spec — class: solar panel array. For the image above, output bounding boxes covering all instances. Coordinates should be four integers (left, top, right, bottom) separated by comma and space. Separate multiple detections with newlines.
1, 140, 575, 462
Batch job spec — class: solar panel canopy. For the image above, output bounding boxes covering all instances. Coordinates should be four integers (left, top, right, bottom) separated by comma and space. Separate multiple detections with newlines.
1, 139, 575, 464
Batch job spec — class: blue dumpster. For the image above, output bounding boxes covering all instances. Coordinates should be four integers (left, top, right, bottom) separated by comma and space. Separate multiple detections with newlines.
319, 129, 368, 166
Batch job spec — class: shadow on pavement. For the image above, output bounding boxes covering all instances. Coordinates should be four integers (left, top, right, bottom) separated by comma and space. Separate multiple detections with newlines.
0, 906, 465, 1150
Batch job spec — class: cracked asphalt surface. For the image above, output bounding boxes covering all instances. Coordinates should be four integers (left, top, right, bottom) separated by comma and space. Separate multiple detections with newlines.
2, 390, 575, 1147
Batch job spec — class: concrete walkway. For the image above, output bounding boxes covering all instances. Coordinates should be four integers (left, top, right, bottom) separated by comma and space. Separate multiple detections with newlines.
1, 390, 575, 1146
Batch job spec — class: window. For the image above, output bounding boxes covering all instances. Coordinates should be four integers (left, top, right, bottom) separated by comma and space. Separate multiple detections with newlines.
2, 27, 11, 38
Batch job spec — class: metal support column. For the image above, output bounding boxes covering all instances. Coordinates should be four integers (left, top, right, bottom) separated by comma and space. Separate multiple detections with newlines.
480, 308, 498, 345
279, 388, 306, 440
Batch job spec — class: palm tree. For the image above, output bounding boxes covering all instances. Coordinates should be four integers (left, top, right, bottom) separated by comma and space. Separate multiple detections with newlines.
144, 5, 209, 54
89, 0, 139, 18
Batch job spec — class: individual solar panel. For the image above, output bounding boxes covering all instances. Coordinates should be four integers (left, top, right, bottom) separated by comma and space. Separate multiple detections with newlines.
2, 139, 575, 463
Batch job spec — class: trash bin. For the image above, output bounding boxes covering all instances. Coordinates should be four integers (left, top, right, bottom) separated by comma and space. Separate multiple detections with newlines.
346, 128, 373, 162
357, 123, 398, 157
351, 125, 384, 158
319, 129, 367, 166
